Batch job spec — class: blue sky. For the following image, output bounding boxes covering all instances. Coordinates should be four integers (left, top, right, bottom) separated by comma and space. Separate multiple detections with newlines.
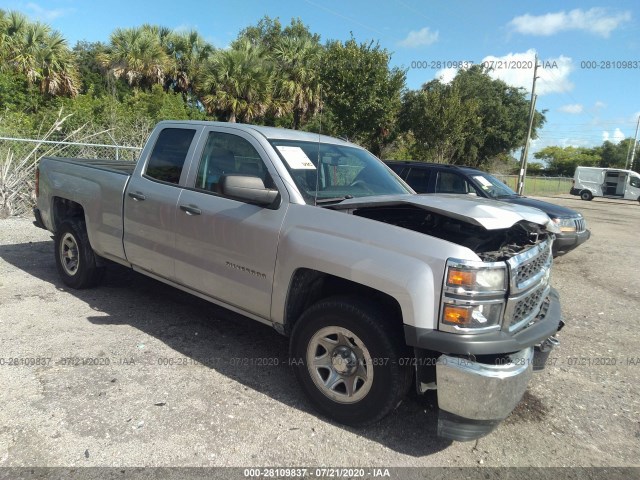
2, 0, 639, 159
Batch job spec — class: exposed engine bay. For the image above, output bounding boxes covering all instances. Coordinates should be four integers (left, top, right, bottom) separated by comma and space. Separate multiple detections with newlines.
346, 204, 551, 262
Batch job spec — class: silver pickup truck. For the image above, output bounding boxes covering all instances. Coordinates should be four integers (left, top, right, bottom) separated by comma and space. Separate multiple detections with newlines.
34, 121, 564, 441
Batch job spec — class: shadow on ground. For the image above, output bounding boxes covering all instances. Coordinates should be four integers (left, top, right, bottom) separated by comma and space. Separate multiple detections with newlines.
0, 239, 453, 457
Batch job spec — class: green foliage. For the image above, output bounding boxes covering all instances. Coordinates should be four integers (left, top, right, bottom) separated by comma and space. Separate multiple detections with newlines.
400, 66, 545, 167
400, 83, 481, 163
320, 37, 405, 156
534, 146, 600, 176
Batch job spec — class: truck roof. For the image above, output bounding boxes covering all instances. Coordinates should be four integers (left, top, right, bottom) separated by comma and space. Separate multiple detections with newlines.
156, 120, 356, 147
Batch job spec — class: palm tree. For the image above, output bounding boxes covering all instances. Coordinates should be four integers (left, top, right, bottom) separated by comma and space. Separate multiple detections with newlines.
101, 26, 171, 89
273, 36, 322, 129
200, 40, 274, 123
165, 29, 213, 95
37, 30, 79, 96
1, 12, 79, 97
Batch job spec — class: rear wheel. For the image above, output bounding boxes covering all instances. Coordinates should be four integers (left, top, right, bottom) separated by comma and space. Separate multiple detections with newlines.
580, 190, 593, 201
55, 218, 104, 289
290, 296, 412, 427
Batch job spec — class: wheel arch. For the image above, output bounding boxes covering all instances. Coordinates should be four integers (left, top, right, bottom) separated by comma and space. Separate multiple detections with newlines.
283, 268, 404, 336
51, 196, 86, 231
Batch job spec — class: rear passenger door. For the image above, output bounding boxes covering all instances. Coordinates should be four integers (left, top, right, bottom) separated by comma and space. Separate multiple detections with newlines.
123, 125, 199, 280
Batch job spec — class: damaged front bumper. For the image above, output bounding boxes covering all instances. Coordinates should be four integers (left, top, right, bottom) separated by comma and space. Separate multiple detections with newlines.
406, 289, 563, 441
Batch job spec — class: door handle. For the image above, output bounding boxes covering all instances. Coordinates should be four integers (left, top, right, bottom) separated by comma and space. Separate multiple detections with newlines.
180, 205, 202, 216
128, 192, 146, 201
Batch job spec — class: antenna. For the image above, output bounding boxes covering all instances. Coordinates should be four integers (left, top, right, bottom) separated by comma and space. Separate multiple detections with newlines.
314, 86, 323, 206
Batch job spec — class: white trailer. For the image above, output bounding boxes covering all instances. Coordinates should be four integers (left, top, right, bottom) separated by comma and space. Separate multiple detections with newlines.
571, 166, 640, 203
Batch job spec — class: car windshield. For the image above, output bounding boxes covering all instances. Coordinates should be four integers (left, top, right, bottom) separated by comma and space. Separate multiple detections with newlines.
472, 173, 518, 199
269, 139, 411, 204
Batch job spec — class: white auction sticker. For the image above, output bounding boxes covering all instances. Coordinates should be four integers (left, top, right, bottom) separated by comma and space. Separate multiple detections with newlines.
276, 146, 316, 170
474, 175, 492, 188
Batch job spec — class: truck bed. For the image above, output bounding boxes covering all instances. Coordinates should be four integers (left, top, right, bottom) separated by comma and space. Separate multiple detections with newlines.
47, 157, 137, 176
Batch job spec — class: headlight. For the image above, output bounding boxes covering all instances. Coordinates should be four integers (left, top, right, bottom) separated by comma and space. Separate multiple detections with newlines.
440, 259, 507, 334
552, 217, 576, 233
446, 265, 506, 293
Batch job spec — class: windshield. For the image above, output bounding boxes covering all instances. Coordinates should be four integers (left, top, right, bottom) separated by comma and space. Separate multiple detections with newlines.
269, 139, 411, 204
472, 174, 518, 199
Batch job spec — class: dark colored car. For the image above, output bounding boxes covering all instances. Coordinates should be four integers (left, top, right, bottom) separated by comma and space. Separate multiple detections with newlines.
386, 160, 590, 257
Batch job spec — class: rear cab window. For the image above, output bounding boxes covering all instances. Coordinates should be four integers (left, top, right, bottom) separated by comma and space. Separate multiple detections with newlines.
145, 128, 196, 184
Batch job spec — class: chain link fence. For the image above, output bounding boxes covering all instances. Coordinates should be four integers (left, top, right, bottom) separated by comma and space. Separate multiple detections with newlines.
0, 137, 142, 218
493, 174, 573, 197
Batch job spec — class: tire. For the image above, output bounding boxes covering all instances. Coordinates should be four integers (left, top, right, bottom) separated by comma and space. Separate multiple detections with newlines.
54, 218, 104, 289
580, 190, 593, 201
290, 296, 412, 427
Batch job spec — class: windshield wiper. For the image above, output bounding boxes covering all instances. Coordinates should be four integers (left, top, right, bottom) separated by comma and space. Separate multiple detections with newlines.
315, 195, 354, 205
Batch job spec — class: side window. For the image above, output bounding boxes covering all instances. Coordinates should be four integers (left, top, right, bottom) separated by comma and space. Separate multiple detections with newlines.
630, 176, 640, 188
195, 131, 272, 195
435, 171, 472, 194
406, 167, 432, 193
145, 128, 196, 184
386, 164, 407, 177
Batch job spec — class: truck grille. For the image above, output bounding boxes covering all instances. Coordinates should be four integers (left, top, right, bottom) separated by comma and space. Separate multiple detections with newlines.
509, 283, 550, 329
574, 217, 586, 233
505, 239, 553, 332
509, 240, 552, 293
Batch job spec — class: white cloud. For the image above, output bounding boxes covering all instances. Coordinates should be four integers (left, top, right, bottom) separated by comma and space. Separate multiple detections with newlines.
594, 101, 607, 110
25, 2, 71, 21
508, 8, 631, 38
483, 50, 573, 95
434, 50, 573, 95
398, 27, 439, 48
602, 128, 626, 143
433, 67, 457, 83
558, 104, 583, 114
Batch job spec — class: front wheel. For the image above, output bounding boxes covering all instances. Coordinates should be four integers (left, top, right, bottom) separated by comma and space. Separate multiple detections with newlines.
54, 218, 104, 289
290, 296, 412, 427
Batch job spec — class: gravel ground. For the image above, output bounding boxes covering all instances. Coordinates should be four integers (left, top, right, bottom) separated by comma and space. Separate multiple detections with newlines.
0, 195, 639, 469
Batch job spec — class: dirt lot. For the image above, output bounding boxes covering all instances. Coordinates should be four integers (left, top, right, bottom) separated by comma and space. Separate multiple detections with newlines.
0, 195, 639, 470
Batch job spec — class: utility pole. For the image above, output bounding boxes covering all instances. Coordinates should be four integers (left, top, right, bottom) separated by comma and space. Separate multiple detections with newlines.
517, 55, 539, 195
625, 114, 639, 171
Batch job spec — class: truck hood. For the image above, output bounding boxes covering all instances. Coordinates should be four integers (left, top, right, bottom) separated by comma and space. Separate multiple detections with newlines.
332, 193, 557, 231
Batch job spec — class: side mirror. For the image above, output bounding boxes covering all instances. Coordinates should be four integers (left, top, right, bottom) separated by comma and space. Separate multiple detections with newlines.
220, 175, 280, 207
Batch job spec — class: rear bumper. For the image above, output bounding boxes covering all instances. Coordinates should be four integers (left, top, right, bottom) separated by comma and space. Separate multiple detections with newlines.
552, 229, 591, 256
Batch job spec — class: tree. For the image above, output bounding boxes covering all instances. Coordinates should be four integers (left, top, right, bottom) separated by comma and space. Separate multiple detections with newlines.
0, 10, 79, 97
234, 16, 320, 51
534, 146, 599, 176
398, 66, 546, 167
599, 139, 637, 169
400, 83, 481, 163
100, 26, 172, 89
200, 40, 275, 123
273, 36, 322, 129
320, 37, 405, 156
453, 66, 545, 163
164, 29, 213, 97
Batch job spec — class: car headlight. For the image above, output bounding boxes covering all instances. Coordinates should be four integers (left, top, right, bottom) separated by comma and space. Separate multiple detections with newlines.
552, 217, 576, 233
446, 265, 506, 293
440, 260, 507, 334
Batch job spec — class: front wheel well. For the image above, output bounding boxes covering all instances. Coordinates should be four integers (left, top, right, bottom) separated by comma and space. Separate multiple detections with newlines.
284, 268, 403, 336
